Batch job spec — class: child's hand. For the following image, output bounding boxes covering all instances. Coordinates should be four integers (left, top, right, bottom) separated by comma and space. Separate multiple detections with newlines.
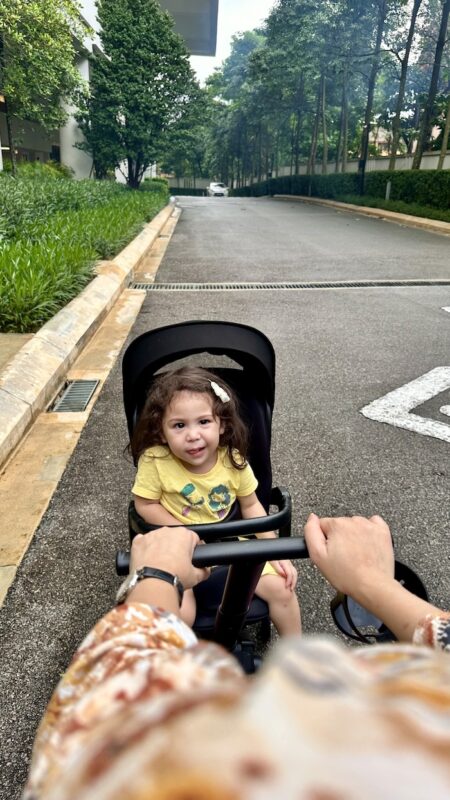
270, 559, 297, 591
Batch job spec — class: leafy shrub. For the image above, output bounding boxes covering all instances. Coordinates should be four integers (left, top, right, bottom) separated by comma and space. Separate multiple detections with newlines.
0, 176, 130, 242
169, 187, 206, 196
0, 176, 168, 332
364, 170, 450, 209
337, 195, 450, 223
141, 177, 170, 193
232, 170, 450, 210
1, 160, 74, 180
144, 176, 169, 187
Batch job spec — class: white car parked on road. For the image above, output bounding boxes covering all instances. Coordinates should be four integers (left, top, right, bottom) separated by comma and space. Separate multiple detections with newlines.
206, 182, 229, 197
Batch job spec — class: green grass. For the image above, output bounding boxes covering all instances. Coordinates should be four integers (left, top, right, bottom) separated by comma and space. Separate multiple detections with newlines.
321, 195, 450, 224
0, 176, 168, 332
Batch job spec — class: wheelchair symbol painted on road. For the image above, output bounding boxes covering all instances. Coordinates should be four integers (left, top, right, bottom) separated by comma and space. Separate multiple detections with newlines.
360, 367, 450, 443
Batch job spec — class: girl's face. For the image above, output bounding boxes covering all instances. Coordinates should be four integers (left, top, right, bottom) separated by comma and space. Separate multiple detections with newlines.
161, 391, 224, 474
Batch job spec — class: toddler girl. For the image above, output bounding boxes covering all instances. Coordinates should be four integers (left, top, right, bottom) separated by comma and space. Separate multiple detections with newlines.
130, 366, 301, 635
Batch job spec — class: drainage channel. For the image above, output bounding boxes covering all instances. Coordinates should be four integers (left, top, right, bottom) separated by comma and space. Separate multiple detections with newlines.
132, 279, 450, 291
48, 379, 100, 412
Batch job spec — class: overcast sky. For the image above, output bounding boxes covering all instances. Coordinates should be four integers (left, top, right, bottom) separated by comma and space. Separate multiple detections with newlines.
190, 0, 276, 84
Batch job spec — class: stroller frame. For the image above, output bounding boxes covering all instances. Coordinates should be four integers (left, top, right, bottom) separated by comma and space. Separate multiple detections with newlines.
118, 320, 309, 670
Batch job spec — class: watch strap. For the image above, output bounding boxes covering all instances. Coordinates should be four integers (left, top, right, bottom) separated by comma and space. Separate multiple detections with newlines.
117, 567, 184, 605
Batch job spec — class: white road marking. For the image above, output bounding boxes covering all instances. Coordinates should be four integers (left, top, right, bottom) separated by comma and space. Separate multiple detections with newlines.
360, 367, 450, 443
443, 307, 450, 313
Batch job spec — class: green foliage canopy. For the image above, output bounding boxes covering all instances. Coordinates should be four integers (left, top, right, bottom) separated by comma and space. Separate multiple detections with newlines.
77, 0, 198, 187
201, 0, 450, 186
0, 0, 87, 130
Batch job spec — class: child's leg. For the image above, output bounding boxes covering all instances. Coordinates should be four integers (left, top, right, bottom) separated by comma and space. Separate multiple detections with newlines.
180, 588, 196, 627
255, 573, 302, 636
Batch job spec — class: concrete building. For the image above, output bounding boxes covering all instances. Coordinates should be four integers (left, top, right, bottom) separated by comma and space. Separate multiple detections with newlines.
0, 0, 218, 176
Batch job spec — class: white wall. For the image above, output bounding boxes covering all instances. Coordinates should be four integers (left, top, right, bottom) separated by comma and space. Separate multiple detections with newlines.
57, 1, 101, 178
168, 177, 209, 188
59, 56, 93, 178
274, 151, 450, 178
78, 0, 101, 48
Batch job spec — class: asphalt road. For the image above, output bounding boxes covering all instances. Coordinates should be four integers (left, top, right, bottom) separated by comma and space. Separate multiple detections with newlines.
158, 196, 450, 282
1, 197, 449, 798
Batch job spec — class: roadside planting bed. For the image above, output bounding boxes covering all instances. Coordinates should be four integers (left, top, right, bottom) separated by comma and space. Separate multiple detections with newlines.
0, 172, 168, 332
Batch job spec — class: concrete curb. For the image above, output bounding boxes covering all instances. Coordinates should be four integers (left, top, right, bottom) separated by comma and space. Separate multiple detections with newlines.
273, 195, 450, 236
0, 203, 174, 469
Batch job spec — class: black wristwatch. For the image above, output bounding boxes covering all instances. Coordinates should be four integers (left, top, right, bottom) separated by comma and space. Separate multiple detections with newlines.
116, 567, 184, 605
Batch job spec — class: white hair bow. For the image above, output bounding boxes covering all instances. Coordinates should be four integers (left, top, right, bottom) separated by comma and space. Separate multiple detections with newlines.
210, 380, 230, 403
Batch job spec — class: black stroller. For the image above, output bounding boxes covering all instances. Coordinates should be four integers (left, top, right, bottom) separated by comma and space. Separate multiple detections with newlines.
117, 320, 308, 671
116, 320, 428, 671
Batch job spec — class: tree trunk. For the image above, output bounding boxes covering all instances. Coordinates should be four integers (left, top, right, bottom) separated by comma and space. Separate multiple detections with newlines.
0, 36, 17, 176
407, 101, 421, 154
5, 102, 17, 176
388, 0, 423, 170
294, 110, 301, 175
321, 73, 328, 174
289, 115, 295, 176
259, 127, 263, 183
335, 76, 345, 173
437, 97, 450, 169
342, 87, 349, 173
358, 0, 387, 193
127, 156, 141, 189
307, 79, 321, 175
294, 74, 305, 175
275, 127, 280, 177
412, 0, 450, 169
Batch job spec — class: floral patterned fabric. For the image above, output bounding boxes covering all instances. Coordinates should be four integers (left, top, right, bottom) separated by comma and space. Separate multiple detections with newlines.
24, 606, 450, 800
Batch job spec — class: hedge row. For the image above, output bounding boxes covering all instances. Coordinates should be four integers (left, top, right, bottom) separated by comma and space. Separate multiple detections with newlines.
169, 187, 206, 196
232, 170, 450, 210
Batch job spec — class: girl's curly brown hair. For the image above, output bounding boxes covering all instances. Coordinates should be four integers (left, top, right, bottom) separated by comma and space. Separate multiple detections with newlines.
130, 366, 248, 470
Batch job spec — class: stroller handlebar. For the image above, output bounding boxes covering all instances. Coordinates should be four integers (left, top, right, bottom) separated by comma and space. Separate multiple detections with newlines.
116, 535, 309, 575
118, 486, 301, 576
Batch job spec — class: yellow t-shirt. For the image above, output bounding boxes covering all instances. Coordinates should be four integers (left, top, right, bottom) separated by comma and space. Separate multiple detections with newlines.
132, 446, 258, 523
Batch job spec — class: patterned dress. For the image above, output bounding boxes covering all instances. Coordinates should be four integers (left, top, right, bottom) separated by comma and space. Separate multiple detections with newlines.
24, 604, 450, 800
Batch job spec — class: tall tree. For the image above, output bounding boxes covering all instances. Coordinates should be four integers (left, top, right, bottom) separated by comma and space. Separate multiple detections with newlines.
77, 0, 195, 187
202, 0, 447, 187
159, 86, 208, 184
437, 96, 450, 167
357, 0, 389, 192
388, 0, 424, 169
0, 0, 86, 175
412, 0, 450, 168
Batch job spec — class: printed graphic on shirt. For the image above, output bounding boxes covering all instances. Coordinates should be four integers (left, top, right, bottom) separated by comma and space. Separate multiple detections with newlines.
178, 483, 232, 519
180, 483, 205, 517
208, 484, 231, 518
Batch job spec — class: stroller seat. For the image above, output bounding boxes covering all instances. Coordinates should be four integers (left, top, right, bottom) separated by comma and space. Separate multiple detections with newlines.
121, 320, 292, 654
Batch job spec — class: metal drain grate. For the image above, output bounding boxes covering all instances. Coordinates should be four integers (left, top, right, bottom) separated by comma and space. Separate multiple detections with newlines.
50, 380, 99, 412
132, 279, 450, 292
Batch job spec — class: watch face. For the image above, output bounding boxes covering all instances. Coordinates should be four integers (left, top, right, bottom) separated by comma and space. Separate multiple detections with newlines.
116, 572, 136, 604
